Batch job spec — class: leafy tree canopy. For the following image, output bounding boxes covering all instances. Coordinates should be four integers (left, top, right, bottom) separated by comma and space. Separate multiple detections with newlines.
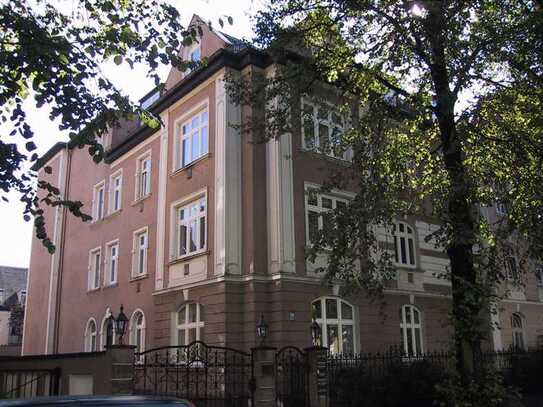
0, 0, 226, 252
228, 0, 543, 387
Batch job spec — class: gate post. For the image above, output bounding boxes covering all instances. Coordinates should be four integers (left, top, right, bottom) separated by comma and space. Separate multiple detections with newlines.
105, 344, 136, 395
251, 346, 277, 407
304, 346, 328, 407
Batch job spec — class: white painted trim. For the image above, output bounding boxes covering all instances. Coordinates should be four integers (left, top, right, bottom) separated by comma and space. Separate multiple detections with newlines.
88, 246, 102, 291
167, 70, 224, 114
128, 308, 146, 352
132, 226, 149, 278
134, 149, 152, 201
104, 239, 120, 286
214, 72, 242, 276
91, 179, 106, 222
37, 149, 64, 176
171, 98, 209, 173
155, 111, 169, 290
168, 188, 208, 263
99, 308, 115, 350
44, 149, 66, 354
267, 126, 296, 274
109, 132, 160, 169
108, 169, 123, 214
84, 317, 98, 352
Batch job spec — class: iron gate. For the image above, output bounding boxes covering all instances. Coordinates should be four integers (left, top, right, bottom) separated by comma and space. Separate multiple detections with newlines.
275, 346, 309, 407
133, 341, 253, 407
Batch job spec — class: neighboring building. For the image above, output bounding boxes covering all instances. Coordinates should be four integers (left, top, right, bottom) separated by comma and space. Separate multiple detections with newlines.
23, 15, 543, 356
0, 266, 27, 354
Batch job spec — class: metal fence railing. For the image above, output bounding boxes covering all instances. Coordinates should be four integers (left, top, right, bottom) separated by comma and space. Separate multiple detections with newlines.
0, 368, 61, 399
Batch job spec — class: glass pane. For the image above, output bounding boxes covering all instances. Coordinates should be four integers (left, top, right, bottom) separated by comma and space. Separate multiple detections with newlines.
308, 211, 319, 243
307, 189, 318, 206
394, 236, 399, 263
201, 110, 208, 123
341, 302, 353, 320
179, 225, 187, 255
336, 200, 347, 209
312, 300, 322, 319
406, 327, 413, 355
198, 326, 205, 342
191, 115, 200, 128
407, 226, 413, 234
327, 325, 339, 354
400, 237, 407, 264
326, 299, 338, 319
303, 117, 315, 149
189, 220, 197, 252
405, 307, 411, 323
413, 308, 420, 324
200, 199, 206, 212
177, 329, 185, 346
342, 325, 354, 355
179, 208, 184, 220
201, 126, 208, 155
199, 217, 206, 249
191, 133, 199, 160
318, 123, 330, 153
188, 304, 197, 323
408, 238, 415, 265
318, 106, 328, 121
188, 328, 196, 344
414, 328, 422, 354
322, 197, 333, 209
182, 138, 190, 166
399, 223, 404, 233
182, 124, 188, 135
177, 308, 186, 325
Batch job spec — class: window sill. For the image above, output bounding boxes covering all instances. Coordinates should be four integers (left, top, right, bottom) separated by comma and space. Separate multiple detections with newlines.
129, 273, 149, 283
171, 153, 211, 178
103, 282, 118, 289
132, 193, 152, 206
87, 287, 101, 294
395, 264, 418, 271
106, 209, 122, 219
168, 250, 209, 265
300, 148, 352, 166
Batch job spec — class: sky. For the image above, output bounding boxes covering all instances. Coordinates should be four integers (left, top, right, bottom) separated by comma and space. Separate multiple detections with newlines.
0, 0, 262, 268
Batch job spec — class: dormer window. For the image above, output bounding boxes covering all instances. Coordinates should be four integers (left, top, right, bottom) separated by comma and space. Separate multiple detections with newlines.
190, 46, 201, 62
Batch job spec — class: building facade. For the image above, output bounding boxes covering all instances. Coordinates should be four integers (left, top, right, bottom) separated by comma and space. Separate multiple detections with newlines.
23, 16, 543, 356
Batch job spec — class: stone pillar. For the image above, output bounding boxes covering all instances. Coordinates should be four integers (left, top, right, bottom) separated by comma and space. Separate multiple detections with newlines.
252, 346, 276, 407
305, 346, 328, 407
105, 344, 136, 395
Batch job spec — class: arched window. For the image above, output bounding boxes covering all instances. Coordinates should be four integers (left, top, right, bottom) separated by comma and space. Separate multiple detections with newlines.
84, 318, 97, 352
393, 221, 416, 267
512, 313, 526, 350
100, 309, 116, 349
400, 305, 423, 355
311, 297, 355, 355
175, 303, 204, 345
130, 310, 146, 354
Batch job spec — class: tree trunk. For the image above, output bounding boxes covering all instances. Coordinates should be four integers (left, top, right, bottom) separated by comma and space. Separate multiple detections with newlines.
425, 4, 482, 382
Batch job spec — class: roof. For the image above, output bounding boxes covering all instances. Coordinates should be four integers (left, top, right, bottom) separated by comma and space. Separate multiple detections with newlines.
0, 266, 27, 299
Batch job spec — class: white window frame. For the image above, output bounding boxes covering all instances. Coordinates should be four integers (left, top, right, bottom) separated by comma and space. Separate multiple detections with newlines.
109, 170, 123, 213
99, 309, 116, 349
511, 313, 526, 351
88, 247, 102, 291
305, 187, 349, 245
174, 303, 204, 346
130, 309, 146, 357
174, 107, 209, 171
504, 249, 519, 282
84, 318, 97, 352
92, 180, 106, 221
301, 98, 351, 161
189, 46, 201, 63
400, 305, 424, 356
135, 151, 152, 200
312, 297, 356, 355
105, 240, 119, 286
132, 227, 149, 278
536, 265, 543, 287
171, 195, 207, 261
393, 221, 417, 268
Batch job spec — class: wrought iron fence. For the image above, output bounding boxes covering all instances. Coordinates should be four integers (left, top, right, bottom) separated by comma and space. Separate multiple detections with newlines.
0, 368, 61, 399
326, 348, 543, 407
275, 346, 309, 407
133, 341, 253, 407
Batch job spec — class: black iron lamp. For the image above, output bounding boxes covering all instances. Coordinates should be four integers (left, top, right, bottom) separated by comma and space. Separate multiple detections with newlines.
310, 318, 322, 347
115, 305, 129, 345
256, 314, 268, 345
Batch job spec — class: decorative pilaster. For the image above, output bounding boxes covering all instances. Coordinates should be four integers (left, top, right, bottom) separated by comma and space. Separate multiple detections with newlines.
214, 72, 242, 275
155, 111, 169, 290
